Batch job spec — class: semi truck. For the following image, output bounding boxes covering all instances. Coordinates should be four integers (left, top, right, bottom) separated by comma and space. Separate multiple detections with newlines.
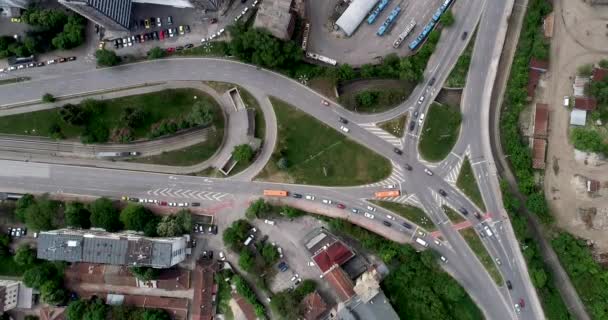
263, 190, 289, 197
96, 151, 140, 158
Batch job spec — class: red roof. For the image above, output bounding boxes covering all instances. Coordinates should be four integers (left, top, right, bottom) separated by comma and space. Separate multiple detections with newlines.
312, 241, 355, 273
532, 139, 547, 169
232, 292, 257, 320
301, 291, 329, 320
593, 67, 608, 82
575, 97, 598, 111
40, 307, 66, 320
325, 267, 355, 302
527, 69, 542, 98
192, 260, 217, 320
534, 103, 549, 137
530, 58, 549, 71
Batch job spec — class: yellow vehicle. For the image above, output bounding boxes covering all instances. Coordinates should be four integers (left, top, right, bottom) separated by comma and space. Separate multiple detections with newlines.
179, 25, 185, 35
144, 19, 151, 29
10, 17, 21, 23
98, 41, 105, 50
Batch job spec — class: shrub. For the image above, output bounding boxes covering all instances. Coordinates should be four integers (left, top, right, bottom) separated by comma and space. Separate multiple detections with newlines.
95, 49, 120, 67
232, 144, 254, 163
42, 93, 56, 103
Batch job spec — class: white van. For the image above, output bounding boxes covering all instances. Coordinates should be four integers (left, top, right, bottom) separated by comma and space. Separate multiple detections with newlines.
243, 235, 254, 246
563, 96, 569, 108
483, 225, 494, 237
415, 238, 429, 247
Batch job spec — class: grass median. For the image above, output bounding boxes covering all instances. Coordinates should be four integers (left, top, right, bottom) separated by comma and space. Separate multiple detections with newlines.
460, 228, 503, 285
445, 30, 475, 88
456, 158, 487, 211
339, 87, 411, 113
442, 205, 465, 224
371, 200, 436, 231
0, 77, 30, 86
0, 88, 219, 141
256, 97, 391, 186
418, 103, 462, 161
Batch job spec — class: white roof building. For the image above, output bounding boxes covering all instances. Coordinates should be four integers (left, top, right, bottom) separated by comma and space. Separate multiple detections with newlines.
570, 109, 587, 126
335, 0, 378, 36
572, 76, 589, 97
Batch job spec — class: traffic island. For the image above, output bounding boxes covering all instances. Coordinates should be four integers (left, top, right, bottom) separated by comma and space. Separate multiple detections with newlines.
456, 157, 487, 211
370, 200, 436, 232
255, 97, 391, 186
379, 114, 407, 138
418, 103, 462, 162
459, 228, 503, 285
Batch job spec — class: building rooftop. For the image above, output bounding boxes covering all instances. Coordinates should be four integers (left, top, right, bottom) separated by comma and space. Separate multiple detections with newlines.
543, 12, 554, 38
570, 109, 587, 126
37, 229, 186, 268
301, 291, 329, 320
192, 259, 217, 320
337, 291, 400, 320
533, 103, 549, 137
575, 97, 598, 111
335, 0, 377, 36
592, 67, 608, 82
532, 139, 547, 170
325, 267, 355, 302
253, 0, 294, 40
530, 58, 549, 71
573, 76, 590, 97
527, 69, 542, 98
312, 241, 355, 273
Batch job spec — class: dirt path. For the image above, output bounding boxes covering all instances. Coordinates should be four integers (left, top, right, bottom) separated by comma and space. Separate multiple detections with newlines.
542, 0, 608, 250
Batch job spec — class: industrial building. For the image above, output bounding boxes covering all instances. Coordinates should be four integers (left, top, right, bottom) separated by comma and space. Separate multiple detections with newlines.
253, 0, 295, 40
37, 229, 189, 269
58, 0, 133, 31
335, 0, 377, 37
0, 0, 29, 17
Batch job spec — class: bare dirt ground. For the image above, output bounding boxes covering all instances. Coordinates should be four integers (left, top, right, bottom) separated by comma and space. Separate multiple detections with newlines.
542, 0, 608, 249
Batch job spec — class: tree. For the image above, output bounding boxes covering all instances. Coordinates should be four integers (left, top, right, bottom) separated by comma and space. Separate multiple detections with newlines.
356, 91, 378, 108
66, 299, 89, 320
120, 204, 153, 232
130, 267, 159, 281
88, 197, 121, 231
526, 192, 552, 224
95, 49, 120, 67
142, 309, 171, 320
14, 244, 36, 267
600, 59, 608, 69
65, 202, 91, 228
281, 206, 304, 218
246, 199, 270, 219
440, 10, 455, 27
260, 243, 279, 265
24, 196, 59, 231
52, 15, 86, 50
276, 157, 289, 170
66, 298, 109, 320
0, 234, 10, 257
232, 144, 254, 163
570, 128, 605, 154
23, 264, 58, 289
175, 210, 192, 232
148, 47, 166, 59
42, 93, 56, 103
14, 194, 35, 222
238, 249, 255, 272
40, 280, 66, 305
60, 104, 89, 126
187, 101, 214, 126
577, 63, 593, 77
120, 107, 145, 128
156, 216, 182, 237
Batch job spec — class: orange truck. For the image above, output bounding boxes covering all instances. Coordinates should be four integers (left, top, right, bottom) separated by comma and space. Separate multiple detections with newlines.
374, 190, 400, 198
263, 190, 289, 197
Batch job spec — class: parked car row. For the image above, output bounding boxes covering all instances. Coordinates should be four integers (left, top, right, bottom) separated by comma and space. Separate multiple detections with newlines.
200, 28, 225, 43
7, 227, 26, 238
115, 25, 191, 49
193, 223, 218, 235
120, 196, 201, 207
0, 57, 76, 73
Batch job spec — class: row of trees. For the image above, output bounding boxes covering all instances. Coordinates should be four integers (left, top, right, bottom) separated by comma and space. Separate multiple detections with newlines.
14, 194, 192, 237
66, 297, 171, 320
245, 198, 304, 220
499, 0, 553, 224
0, 8, 86, 59
15, 244, 67, 305
499, 181, 572, 319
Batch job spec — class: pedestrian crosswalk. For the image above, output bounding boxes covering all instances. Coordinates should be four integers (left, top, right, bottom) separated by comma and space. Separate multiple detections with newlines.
444, 155, 465, 184
359, 123, 402, 147
146, 188, 232, 201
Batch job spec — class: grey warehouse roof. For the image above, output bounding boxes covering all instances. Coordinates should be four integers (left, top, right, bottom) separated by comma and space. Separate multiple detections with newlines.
335, 0, 377, 36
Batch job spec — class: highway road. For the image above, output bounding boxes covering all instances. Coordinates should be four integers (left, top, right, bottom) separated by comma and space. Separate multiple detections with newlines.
0, 0, 546, 317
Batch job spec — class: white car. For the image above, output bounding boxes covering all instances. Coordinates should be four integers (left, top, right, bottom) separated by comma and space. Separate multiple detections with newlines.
495, 258, 502, 265
17, 64, 24, 69
305, 195, 315, 200
440, 256, 448, 263
322, 199, 332, 205
418, 113, 425, 124
218, 28, 225, 34
139, 198, 146, 203
424, 168, 433, 176
219, 251, 226, 261
386, 214, 395, 220
201, 38, 207, 43
8, 66, 16, 71
364, 212, 375, 219
0, 68, 5, 72
366, 205, 376, 212
308, 261, 315, 266
290, 274, 300, 282
242, 7, 249, 14
434, 239, 441, 246
340, 125, 349, 133
178, 202, 189, 207
168, 202, 177, 207
277, 247, 283, 258
253, 0, 259, 5
264, 219, 275, 225
417, 96, 425, 104
384, 184, 396, 189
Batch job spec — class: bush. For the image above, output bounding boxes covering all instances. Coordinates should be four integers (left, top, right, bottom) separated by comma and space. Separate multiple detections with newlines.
14, 244, 36, 267
156, 210, 192, 237
88, 197, 121, 231
355, 91, 379, 108
238, 249, 255, 272
187, 101, 214, 127
246, 199, 271, 219
64, 202, 91, 228
222, 219, 253, 252
95, 49, 120, 67
130, 267, 159, 281
577, 63, 593, 77
440, 10, 455, 27
120, 204, 155, 232
42, 93, 56, 103
570, 128, 606, 154
147, 47, 166, 59
232, 144, 254, 163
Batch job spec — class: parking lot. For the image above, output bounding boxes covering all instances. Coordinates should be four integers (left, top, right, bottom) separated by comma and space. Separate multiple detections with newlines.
307, 0, 445, 65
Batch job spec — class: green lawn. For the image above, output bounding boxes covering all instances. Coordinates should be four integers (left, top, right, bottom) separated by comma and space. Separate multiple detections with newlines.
339, 87, 411, 113
0, 256, 23, 277
256, 98, 391, 186
0, 77, 30, 86
456, 158, 487, 211
379, 114, 407, 138
442, 205, 465, 223
128, 133, 223, 167
0, 89, 218, 141
460, 228, 503, 285
371, 200, 436, 231
419, 103, 462, 161
445, 33, 474, 88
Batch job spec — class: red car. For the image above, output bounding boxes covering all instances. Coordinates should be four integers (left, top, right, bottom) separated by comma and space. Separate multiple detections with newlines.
519, 299, 525, 308
160, 201, 167, 206
166, 47, 175, 53
337, 204, 346, 209
159, 30, 164, 40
